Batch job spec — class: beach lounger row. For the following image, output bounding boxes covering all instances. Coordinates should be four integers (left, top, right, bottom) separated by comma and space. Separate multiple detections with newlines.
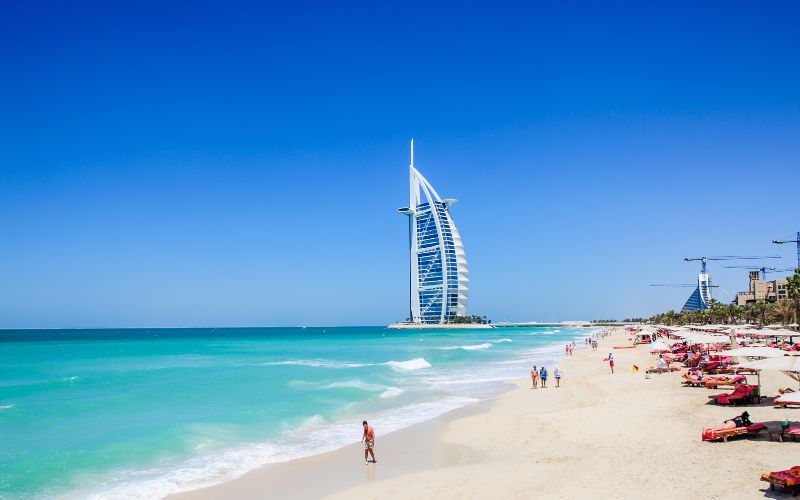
681, 371, 747, 389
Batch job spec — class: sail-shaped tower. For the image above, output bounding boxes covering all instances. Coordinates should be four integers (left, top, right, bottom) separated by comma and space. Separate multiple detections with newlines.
681, 271, 711, 312
398, 141, 469, 324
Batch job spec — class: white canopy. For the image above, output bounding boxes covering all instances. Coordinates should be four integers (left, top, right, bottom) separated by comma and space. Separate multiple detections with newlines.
715, 347, 785, 359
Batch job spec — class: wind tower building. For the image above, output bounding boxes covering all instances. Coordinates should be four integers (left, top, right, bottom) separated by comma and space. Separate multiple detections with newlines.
398, 141, 469, 324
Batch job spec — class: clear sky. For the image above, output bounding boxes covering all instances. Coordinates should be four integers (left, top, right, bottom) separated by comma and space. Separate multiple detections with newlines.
1, 1, 799, 328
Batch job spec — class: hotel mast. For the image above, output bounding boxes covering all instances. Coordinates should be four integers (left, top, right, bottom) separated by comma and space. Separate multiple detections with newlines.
398, 140, 469, 324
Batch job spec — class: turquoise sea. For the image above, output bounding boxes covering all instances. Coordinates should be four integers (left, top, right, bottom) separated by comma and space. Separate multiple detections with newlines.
0, 326, 591, 499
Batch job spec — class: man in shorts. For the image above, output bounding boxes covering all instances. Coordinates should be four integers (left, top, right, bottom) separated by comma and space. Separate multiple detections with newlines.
540, 366, 548, 388
362, 420, 377, 464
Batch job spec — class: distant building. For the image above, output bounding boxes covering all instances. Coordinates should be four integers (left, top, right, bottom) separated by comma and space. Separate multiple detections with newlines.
735, 270, 789, 305
681, 271, 712, 312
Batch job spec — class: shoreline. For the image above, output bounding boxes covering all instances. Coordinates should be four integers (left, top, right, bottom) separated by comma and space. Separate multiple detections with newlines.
171, 333, 594, 499
177, 327, 800, 499
169, 398, 496, 500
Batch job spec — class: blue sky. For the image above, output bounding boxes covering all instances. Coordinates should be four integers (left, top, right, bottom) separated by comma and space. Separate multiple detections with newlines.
1, 1, 799, 328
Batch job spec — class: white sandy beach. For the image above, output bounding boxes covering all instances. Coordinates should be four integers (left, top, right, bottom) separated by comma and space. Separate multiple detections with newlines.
175, 328, 800, 499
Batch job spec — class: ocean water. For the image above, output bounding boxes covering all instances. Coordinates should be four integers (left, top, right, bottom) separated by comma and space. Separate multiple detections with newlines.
0, 326, 591, 499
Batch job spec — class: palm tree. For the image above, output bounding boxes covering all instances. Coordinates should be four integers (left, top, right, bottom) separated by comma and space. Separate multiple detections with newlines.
665, 309, 678, 326
743, 303, 758, 325
786, 268, 800, 326
774, 299, 795, 327
752, 300, 769, 328
727, 304, 743, 325
708, 299, 728, 324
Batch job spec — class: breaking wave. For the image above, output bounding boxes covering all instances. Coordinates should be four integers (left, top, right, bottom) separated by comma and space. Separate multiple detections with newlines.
439, 343, 492, 351
259, 359, 369, 369
385, 358, 431, 371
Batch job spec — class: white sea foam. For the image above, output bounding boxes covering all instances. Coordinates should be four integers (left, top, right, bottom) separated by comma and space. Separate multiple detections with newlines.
385, 358, 431, 371
423, 376, 513, 386
63, 376, 80, 382
321, 380, 387, 392
0, 404, 14, 409
462, 343, 492, 350
320, 380, 403, 399
293, 414, 327, 433
495, 339, 513, 343
259, 359, 368, 369
438, 343, 492, 351
379, 387, 404, 399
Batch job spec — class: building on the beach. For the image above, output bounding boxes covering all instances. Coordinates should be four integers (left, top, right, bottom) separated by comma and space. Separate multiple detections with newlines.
397, 141, 469, 324
735, 270, 789, 306
681, 271, 712, 312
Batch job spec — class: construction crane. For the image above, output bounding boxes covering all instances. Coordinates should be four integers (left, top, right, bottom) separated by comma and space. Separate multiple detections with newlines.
723, 266, 796, 280
680, 255, 780, 311
773, 231, 800, 268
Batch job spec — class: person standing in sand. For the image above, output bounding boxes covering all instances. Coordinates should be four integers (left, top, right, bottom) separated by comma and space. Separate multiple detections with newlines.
539, 366, 548, 388
554, 365, 562, 387
362, 420, 376, 464
531, 365, 539, 389
606, 352, 615, 373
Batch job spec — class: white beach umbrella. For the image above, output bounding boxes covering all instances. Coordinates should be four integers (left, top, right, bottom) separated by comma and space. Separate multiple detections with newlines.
715, 347, 785, 358
768, 329, 800, 338
774, 391, 800, 406
716, 346, 785, 392
738, 328, 772, 337
649, 341, 670, 353
738, 355, 800, 388
683, 334, 730, 345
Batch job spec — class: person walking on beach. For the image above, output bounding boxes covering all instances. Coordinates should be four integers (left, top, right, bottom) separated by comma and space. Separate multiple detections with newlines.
554, 365, 562, 387
362, 420, 376, 464
540, 366, 548, 388
531, 365, 539, 389
606, 353, 615, 374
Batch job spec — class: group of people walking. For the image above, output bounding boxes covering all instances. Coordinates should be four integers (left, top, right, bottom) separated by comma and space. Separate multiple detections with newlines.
532, 332, 613, 390
530, 364, 562, 388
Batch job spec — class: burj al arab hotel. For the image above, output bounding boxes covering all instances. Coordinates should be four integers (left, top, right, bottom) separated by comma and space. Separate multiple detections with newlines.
397, 141, 469, 324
